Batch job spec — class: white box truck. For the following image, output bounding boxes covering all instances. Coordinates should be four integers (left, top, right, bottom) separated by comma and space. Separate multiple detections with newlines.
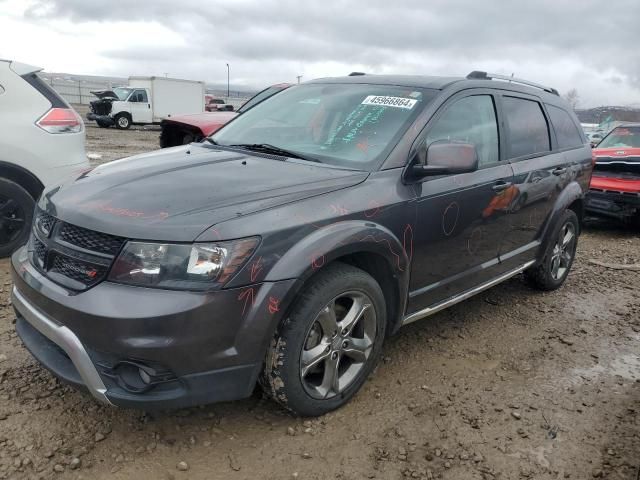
86, 76, 205, 129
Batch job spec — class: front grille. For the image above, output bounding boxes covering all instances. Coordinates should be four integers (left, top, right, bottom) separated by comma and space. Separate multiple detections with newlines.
50, 255, 107, 288
59, 223, 125, 256
33, 237, 47, 268
30, 209, 125, 291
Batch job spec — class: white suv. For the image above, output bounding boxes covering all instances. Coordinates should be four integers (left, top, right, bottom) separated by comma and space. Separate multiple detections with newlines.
0, 59, 88, 257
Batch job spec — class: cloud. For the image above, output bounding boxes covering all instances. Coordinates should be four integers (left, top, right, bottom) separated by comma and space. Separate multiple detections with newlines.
9, 0, 640, 106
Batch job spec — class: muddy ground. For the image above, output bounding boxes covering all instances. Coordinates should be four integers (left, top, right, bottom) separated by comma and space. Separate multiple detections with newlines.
0, 118, 638, 480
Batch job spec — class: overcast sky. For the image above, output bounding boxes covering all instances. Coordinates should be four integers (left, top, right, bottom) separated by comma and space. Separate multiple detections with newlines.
1, 0, 639, 108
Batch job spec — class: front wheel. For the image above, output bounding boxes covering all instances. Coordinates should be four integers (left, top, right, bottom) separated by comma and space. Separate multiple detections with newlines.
261, 263, 387, 416
0, 178, 34, 258
524, 209, 579, 291
114, 113, 131, 130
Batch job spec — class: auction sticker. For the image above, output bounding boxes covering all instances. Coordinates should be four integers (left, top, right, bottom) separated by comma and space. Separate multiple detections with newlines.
362, 95, 417, 109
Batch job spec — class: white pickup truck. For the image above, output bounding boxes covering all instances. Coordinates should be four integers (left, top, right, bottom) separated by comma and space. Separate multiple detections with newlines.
87, 76, 205, 129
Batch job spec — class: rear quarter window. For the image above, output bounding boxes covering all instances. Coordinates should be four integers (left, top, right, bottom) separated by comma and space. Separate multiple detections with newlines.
21, 73, 67, 108
546, 104, 584, 149
503, 96, 550, 159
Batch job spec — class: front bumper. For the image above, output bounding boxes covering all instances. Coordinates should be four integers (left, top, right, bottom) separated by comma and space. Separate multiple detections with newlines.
11, 248, 296, 409
86, 112, 114, 125
585, 189, 640, 220
13, 286, 111, 403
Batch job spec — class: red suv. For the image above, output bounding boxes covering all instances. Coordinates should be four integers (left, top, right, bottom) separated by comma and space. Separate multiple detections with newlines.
587, 124, 640, 224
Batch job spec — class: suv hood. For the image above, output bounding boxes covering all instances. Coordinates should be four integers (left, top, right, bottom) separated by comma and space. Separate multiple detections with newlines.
592, 146, 640, 178
593, 147, 640, 158
40, 145, 368, 241
163, 112, 238, 136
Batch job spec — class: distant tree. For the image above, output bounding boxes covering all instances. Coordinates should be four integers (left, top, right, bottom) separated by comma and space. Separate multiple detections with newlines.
564, 89, 580, 109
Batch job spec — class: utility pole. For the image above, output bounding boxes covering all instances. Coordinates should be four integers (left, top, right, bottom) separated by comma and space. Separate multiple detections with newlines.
226, 63, 230, 99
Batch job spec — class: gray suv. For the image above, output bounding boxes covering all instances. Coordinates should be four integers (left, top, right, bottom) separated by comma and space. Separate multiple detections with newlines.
11, 71, 592, 416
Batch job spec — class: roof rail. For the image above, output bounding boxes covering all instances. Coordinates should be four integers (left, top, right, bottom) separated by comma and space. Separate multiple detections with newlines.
466, 71, 559, 96
348, 72, 366, 76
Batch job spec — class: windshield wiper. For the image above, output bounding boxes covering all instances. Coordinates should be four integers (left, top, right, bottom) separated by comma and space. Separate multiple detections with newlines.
204, 137, 218, 145
228, 144, 320, 162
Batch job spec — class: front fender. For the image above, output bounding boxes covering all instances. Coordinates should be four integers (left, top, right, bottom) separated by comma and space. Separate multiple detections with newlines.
265, 220, 412, 322
111, 101, 130, 116
266, 220, 410, 280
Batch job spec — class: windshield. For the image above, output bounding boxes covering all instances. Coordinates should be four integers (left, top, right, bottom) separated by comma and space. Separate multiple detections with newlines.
598, 126, 640, 148
113, 87, 133, 101
211, 83, 435, 169
238, 85, 288, 114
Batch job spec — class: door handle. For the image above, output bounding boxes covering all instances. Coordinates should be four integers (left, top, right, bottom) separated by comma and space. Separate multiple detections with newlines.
492, 181, 513, 192
552, 167, 567, 176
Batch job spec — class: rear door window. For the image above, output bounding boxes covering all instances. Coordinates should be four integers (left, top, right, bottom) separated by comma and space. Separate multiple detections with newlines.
503, 96, 550, 158
546, 105, 584, 149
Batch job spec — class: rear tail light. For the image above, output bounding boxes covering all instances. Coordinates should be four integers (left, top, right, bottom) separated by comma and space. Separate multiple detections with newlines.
36, 108, 83, 134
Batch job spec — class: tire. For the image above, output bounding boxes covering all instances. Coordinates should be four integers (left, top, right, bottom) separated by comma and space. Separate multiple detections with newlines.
96, 119, 110, 128
261, 263, 387, 416
114, 113, 131, 130
524, 209, 579, 291
0, 178, 35, 258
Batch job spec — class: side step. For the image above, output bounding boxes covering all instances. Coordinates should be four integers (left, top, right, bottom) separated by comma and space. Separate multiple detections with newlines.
402, 260, 535, 326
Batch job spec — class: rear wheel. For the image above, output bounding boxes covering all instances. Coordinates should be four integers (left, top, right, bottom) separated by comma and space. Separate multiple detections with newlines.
0, 178, 34, 258
524, 209, 579, 291
115, 113, 131, 130
261, 263, 386, 416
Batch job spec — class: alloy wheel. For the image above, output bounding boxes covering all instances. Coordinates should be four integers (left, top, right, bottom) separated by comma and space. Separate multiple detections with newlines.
300, 291, 377, 399
550, 221, 576, 280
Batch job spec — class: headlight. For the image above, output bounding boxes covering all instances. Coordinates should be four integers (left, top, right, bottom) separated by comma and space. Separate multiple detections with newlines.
108, 237, 259, 290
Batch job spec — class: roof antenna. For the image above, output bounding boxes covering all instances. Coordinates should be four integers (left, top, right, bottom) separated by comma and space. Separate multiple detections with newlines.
509, 73, 514, 83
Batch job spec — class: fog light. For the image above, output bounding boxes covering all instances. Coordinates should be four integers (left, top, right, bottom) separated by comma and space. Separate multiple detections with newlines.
98, 359, 177, 394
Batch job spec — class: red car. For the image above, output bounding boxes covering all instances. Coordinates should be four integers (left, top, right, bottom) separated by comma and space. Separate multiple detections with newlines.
160, 84, 291, 148
586, 123, 640, 224
204, 97, 234, 112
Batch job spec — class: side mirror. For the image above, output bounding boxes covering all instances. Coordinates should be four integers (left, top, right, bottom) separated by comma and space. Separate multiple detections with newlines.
410, 141, 479, 177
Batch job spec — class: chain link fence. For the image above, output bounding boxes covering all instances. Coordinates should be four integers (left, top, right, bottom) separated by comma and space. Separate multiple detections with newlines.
41, 75, 252, 108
